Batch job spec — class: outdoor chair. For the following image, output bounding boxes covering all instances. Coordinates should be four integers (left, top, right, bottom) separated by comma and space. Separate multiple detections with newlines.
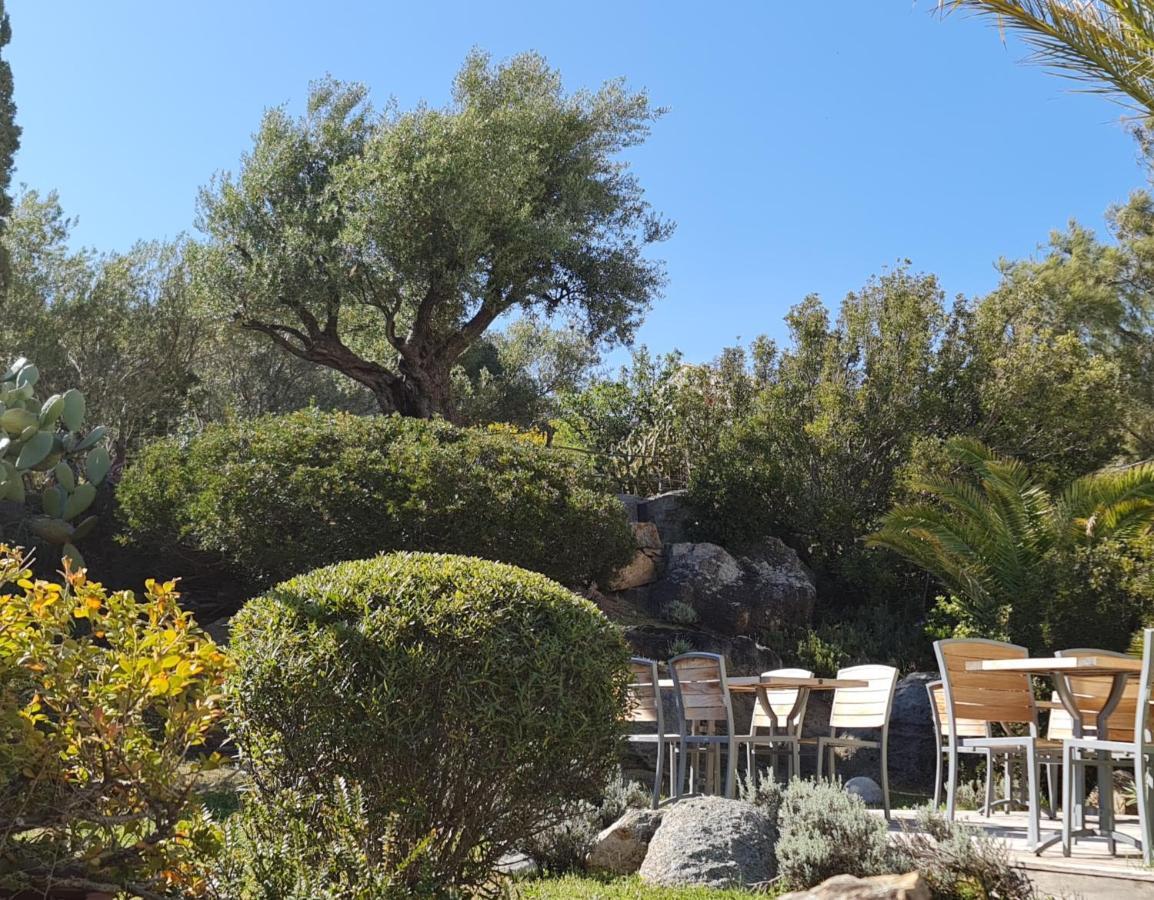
927, 679, 996, 814
1060, 640, 1152, 861
933, 638, 1063, 848
668, 652, 787, 798
746, 667, 812, 783
625, 657, 682, 808
813, 664, 899, 819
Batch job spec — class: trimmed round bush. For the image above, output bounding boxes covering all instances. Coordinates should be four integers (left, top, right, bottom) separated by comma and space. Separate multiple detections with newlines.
227, 551, 632, 890
116, 410, 634, 587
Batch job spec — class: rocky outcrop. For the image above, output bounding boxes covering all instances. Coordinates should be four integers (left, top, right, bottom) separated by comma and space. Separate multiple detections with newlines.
586, 808, 663, 875
800, 672, 937, 788
638, 796, 776, 888
650, 540, 815, 637
643, 490, 694, 544
778, 872, 929, 900
608, 522, 664, 591
621, 626, 781, 676
886, 672, 938, 790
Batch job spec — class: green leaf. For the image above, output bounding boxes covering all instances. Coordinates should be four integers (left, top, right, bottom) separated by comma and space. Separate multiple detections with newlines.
16, 431, 53, 470
71, 515, 98, 541
61, 389, 86, 432
54, 462, 75, 492
64, 482, 97, 521
1, 357, 27, 383
42, 485, 64, 519
39, 393, 65, 428
85, 446, 111, 486
16, 364, 39, 389
61, 542, 84, 571
75, 426, 107, 452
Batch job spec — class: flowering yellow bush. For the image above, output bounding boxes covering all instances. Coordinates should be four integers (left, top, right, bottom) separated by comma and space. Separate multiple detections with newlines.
0, 546, 231, 898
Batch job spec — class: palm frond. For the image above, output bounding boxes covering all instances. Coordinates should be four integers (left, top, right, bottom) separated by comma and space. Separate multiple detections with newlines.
942, 0, 1154, 114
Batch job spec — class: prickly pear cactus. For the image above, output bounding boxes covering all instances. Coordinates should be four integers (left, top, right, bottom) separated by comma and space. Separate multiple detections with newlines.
0, 357, 108, 569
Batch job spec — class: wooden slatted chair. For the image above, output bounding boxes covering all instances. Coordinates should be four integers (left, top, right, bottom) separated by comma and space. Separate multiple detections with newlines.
814, 664, 899, 819
747, 668, 812, 782
927, 679, 996, 814
1058, 644, 1150, 860
934, 638, 1063, 848
669, 652, 738, 798
626, 657, 681, 808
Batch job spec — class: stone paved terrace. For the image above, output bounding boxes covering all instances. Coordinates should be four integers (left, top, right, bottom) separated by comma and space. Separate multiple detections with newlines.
882, 808, 1154, 899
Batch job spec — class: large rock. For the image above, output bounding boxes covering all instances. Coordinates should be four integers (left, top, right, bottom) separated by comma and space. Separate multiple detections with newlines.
638, 796, 776, 888
650, 540, 815, 637
886, 672, 938, 791
844, 776, 883, 807
609, 551, 659, 591
778, 872, 929, 900
633, 521, 663, 553
641, 490, 694, 544
621, 626, 781, 676
801, 672, 937, 789
617, 494, 644, 523
587, 808, 663, 875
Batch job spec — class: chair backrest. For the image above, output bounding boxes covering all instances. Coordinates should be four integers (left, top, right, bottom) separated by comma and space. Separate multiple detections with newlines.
828, 664, 898, 731
926, 679, 988, 739
1135, 629, 1154, 746
1056, 648, 1137, 741
934, 639, 1038, 737
752, 668, 812, 731
1045, 692, 1075, 741
627, 657, 664, 732
669, 652, 734, 732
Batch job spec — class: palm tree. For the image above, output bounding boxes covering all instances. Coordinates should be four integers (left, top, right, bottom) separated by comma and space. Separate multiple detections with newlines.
939, 1, 1154, 116
867, 436, 1154, 640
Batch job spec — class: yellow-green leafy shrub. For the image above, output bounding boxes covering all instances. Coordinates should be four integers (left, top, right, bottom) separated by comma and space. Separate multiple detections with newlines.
227, 552, 632, 891
0, 548, 231, 897
117, 410, 634, 588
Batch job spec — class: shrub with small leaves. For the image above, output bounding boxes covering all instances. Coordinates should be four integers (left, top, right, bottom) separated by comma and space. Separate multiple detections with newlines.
0, 546, 231, 898
228, 551, 632, 891
522, 774, 650, 874
118, 410, 634, 588
202, 779, 436, 900
664, 599, 700, 626
897, 807, 1039, 900
772, 780, 895, 889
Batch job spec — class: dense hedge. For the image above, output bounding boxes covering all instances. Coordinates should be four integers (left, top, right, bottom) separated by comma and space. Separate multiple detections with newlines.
227, 552, 632, 890
117, 410, 634, 587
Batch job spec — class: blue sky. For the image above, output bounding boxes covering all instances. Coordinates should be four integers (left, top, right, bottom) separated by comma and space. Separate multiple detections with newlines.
7, 1, 1147, 362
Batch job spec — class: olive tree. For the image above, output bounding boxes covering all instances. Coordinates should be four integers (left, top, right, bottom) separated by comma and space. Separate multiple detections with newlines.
193, 51, 671, 418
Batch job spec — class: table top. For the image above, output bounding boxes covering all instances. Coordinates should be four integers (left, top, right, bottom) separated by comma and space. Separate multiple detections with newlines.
964, 656, 1143, 676
657, 675, 869, 691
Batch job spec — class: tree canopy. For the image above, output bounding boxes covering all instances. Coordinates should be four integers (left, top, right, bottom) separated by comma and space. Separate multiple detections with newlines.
940, 1, 1154, 116
193, 51, 671, 418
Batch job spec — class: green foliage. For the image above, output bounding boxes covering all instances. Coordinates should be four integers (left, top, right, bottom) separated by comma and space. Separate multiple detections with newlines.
452, 319, 601, 429
193, 51, 670, 418
0, 356, 109, 568
201, 779, 435, 900
226, 551, 632, 891
519, 875, 766, 899
898, 807, 1039, 900
522, 774, 650, 875
559, 343, 765, 495
772, 780, 895, 889
0, 547, 231, 897
0, 0, 18, 293
941, 1, 1154, 116
117, 409, 634, 587
869, 437, 1154, 648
